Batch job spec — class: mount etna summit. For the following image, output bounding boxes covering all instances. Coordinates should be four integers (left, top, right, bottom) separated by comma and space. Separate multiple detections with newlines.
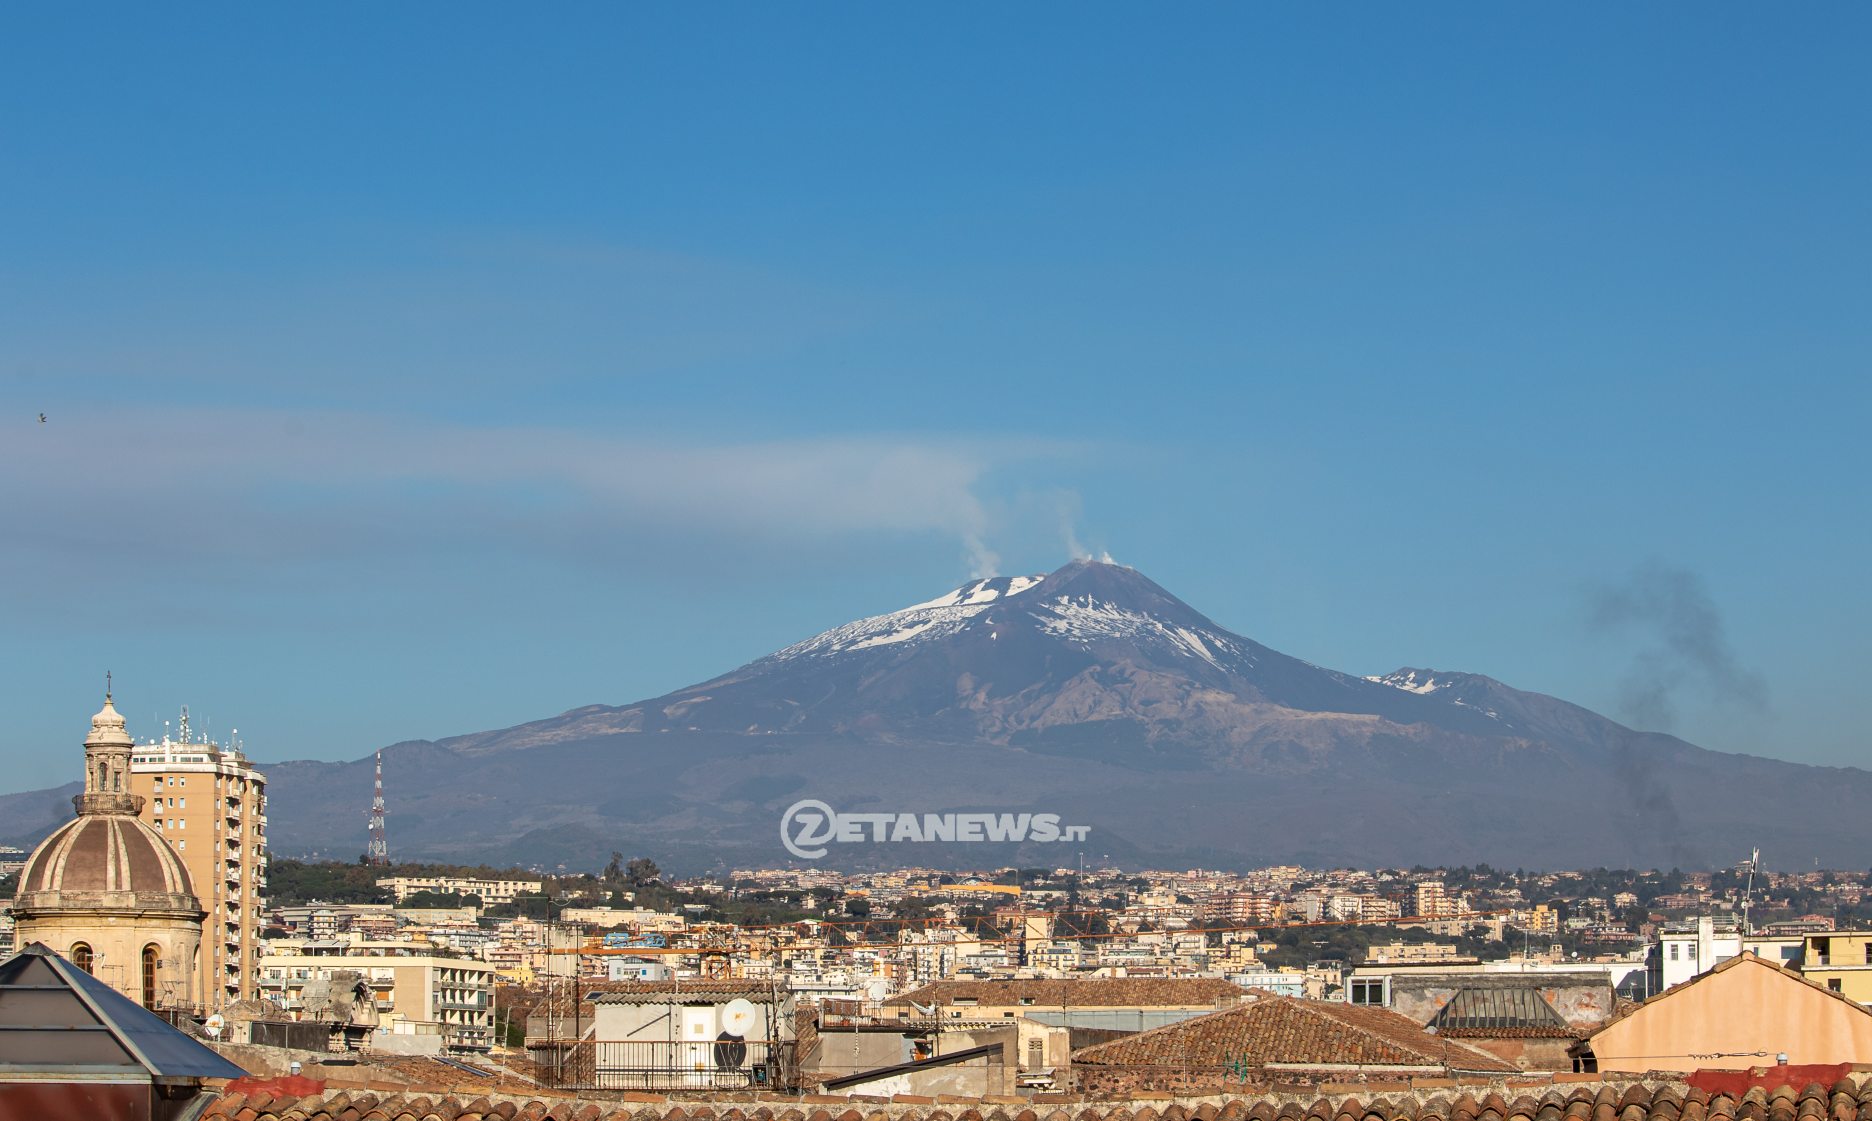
8, 560, 1863, 871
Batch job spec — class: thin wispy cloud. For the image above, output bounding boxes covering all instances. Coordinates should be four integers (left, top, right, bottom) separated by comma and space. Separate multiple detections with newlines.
1, 408, 1066, 587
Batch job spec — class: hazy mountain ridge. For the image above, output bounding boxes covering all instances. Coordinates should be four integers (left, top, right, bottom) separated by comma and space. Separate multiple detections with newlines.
9, 560, 1868, 871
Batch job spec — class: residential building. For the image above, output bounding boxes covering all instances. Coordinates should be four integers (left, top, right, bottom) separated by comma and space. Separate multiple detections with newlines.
1579, 951, 1872, 1073
376, 875, 543, 906
130, 709, 268, 1010
258, 936, 496, 1053
1801, 931, 1872, 1002
1656, 915, 1803, 991
526, 980, 794, 1091
1345, 958, 1647, 1011
1414, 881, 1451, 919
1365, 941, 1464, 965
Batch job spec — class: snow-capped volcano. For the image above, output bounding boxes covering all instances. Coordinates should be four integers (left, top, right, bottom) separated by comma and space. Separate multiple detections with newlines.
446, 559, 1518, 751
764, 562, 1257, 674
134, 557, 1872, 872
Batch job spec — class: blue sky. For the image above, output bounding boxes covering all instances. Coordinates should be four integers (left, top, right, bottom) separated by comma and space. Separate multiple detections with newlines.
3, 5, 1867, 791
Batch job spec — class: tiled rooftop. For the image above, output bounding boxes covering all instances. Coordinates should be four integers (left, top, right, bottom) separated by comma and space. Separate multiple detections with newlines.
197, 1071, 1872, 1121
892, 979, 1248, 1009
1071, 997, 1518, 1075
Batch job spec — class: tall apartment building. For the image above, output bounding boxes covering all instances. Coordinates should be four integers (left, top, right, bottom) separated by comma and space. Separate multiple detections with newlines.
1414, 880, 1450, 919
130, 708, 268, 1010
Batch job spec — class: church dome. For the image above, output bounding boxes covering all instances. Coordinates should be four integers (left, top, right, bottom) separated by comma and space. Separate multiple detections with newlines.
13, 815, 199, 916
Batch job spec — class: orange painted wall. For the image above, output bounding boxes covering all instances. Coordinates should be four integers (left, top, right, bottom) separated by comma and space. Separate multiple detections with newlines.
1592, 958, 1872, 1073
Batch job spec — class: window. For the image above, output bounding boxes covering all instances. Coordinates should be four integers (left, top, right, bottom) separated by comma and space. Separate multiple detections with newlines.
1687, 944, 1697, 961
154, 819, 164, 829
178, 839, 186, 850
71, 943, 93, 973
1349, 978, 1386, 1005
179, 798, 186, 809
1863, 943, 1871, 965
142, 945, 160, 1009
1670, 944, 1679, 960
1830, 979, 1844, 993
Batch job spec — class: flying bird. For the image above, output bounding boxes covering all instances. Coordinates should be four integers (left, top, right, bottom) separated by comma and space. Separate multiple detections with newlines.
38, 413, 46, 423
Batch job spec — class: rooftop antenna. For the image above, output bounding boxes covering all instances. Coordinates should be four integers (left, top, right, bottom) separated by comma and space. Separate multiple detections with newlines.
1742, 847, 1759, 934
366, 751, 391, 866
105, 670, 112, 701
178, 705, 191, 745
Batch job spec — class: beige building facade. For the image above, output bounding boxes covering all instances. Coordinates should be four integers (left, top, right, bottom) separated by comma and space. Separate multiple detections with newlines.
376, 875, 543, 906
11, 693, 206, 1013
1801, 931, 1872, 1003
130, 709, 268, 1011
259, 936, 497, 1052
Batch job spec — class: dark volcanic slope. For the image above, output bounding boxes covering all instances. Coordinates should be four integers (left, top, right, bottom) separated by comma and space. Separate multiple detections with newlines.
443, 562, 1531, 758
15, 560, 1870, 872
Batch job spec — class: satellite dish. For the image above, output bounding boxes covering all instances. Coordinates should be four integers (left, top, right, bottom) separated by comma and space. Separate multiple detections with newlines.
864, 979, 891, 1002
203, 1014, 225, 1039
721, 998, 758, 1035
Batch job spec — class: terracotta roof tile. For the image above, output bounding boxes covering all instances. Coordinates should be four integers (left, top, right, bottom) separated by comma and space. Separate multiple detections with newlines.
198, 1076, 1872, 1121
1070, 998, 1517, 1075
891, 980, 1249, 1009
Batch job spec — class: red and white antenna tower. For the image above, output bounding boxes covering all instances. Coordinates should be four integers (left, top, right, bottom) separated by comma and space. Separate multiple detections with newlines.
366, 751, 390, 865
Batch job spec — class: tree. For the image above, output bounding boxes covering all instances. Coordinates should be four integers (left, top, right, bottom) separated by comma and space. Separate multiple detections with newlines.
624, 857, 661, 888
603, 852, 624, 882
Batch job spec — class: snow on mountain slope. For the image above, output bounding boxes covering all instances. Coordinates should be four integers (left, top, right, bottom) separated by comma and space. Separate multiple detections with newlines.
1370, 669, 1445, 694
765, 575, 1045, 660
1032, 591, 1250, 671
759, 563, 1257, 676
